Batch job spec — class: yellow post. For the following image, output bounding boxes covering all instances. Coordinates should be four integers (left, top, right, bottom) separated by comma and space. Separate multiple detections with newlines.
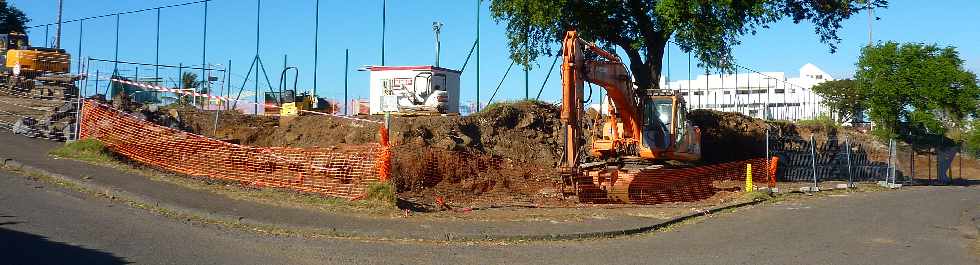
745, 164, 754, 192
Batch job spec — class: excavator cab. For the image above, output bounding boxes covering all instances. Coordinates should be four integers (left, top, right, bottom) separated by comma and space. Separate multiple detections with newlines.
640, 93, 700, 161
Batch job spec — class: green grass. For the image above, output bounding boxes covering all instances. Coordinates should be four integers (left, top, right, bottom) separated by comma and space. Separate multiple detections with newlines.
49, 139, 114, 163
362, 182, 397, 207
796, 114, 840, 129
481, 99, 549, 113
742, 190, 774, 202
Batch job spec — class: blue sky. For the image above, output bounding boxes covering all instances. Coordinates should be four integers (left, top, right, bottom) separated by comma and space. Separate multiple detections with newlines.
10, 0, 980, 104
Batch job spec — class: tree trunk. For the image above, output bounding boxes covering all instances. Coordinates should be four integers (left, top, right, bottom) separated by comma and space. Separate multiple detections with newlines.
619, 39, 668, 92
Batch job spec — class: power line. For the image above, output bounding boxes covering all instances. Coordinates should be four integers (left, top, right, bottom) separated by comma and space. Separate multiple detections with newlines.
28, 0, 214, 29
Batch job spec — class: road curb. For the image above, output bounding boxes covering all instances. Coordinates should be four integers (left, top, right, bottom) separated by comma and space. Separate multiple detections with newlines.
462, 199, 764, 242
1, 155, 766, 242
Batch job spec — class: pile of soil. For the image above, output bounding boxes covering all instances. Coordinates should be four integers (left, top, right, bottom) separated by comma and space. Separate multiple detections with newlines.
172, 100, 564, 168
688, 109, 771, 164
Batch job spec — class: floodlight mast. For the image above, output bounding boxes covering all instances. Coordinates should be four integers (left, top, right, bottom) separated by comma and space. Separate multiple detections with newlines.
433, 21, 444, 67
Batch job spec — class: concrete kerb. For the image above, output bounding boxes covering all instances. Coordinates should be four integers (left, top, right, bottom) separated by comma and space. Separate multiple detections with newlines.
0, 154, 765, 242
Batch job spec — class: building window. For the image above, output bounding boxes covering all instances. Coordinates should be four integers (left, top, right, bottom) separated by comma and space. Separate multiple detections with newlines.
815, 75, 823, 79
775, 89, 785, 94
723, 91, 731, 95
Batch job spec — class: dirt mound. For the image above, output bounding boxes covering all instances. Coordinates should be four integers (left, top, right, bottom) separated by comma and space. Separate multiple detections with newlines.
176, 100, 565, 167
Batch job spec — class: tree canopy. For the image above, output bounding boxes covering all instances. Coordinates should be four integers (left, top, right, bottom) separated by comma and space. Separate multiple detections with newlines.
0, 1, 29, 34
489, 0, 886, 91
855, 42, 980, 140
811, 79, 862, 123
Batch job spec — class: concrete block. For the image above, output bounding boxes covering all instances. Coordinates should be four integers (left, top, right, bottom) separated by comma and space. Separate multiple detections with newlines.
835, 183, 851, 189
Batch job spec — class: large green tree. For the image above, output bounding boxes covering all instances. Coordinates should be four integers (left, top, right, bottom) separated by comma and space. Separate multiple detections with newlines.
811, 79, 862, 123
855, 42, 980, 139
0, 1, 29, 34
489, 0, 886, 91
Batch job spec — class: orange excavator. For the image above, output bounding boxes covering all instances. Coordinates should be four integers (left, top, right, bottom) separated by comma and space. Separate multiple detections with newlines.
560, 30, 701, 203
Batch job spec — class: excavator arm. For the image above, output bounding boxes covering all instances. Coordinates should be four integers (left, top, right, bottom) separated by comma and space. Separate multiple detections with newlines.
561, 31, 643, 169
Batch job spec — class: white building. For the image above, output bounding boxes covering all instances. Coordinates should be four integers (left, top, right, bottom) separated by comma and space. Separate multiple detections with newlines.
661, 63, 833, 120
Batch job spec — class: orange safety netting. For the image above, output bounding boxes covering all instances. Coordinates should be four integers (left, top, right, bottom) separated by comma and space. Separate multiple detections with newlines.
575, 158, 772, 205
78, 100, 382, 199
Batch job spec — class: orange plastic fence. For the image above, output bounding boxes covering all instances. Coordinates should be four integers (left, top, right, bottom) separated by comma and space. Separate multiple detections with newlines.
575, 158, 772, 205
78, 100, 382, 200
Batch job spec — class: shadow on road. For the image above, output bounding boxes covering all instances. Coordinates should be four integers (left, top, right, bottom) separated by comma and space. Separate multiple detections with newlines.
0, 222, 130, 265
912, 178, 980, 187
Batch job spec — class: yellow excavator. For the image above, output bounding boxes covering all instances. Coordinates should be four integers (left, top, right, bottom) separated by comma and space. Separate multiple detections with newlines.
560, 30, 701, 203
0, 32, 78, 100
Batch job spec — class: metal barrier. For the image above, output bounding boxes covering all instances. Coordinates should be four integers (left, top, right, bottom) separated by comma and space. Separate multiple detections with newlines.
767, 129, 910, 190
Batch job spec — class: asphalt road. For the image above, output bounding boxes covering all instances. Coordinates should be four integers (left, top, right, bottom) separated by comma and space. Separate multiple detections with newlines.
1, 169, 978, 265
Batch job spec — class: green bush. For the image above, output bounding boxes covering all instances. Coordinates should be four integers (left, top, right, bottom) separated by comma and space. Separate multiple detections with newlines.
49, 139, 114, 163
965, 121, 980, 158
796, 114, 840, 129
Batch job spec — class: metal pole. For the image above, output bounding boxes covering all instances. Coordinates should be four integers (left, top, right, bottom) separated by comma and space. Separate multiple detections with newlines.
226, 59, 232, 109
910, 136, 915, 183
381, 0, 386, 66
55, 0, 63, 49
810, 135, 818, 191
114, 14, 120, 73
254, 0, 262, 114
845, 136, 853, 188
83, 58, 91, 97
94, 70, 100, 98
312, 0, 320, 97
178, 63, 183, 100
155, 8, 161, 85
959, 142, 963, 182
475, 0, 480, 111
74, 70, 83, 141
201, 0, 208, 103
344, 49, 349, 115
44, 25, 49, 48
76, 19, 84, 76
434, 21, 443, 67
687, 52, 691, 110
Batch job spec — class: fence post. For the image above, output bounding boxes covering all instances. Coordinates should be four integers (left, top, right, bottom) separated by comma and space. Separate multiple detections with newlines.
765, 127, 770, 177
845, 136, 852, 188
810, 135, 818, 191
910, 136, 915, 184
890, 139, 897, 186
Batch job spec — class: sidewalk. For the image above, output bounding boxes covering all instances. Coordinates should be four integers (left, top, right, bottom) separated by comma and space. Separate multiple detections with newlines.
0, 131, 754, 241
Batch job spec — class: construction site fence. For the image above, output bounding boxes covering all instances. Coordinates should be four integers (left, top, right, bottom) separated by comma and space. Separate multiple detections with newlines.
78, 100, 383, 200
767, 130, 970, 191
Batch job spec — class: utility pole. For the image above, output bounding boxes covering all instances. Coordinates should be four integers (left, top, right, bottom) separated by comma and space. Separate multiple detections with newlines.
432, 22, 443, 67
54, 0, 63, 49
